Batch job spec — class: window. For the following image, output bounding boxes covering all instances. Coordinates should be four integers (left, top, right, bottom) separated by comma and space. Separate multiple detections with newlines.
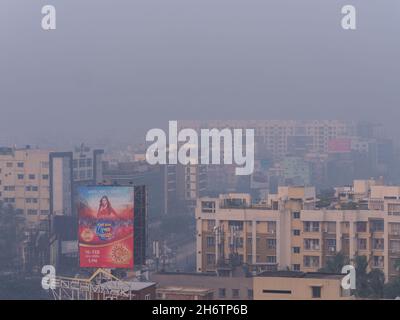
304, 239, 320, 250
373, 256, 384, 268
17, 174, 24, 180
292, 264, 301, 271
293, 247, 300, 254
228, 221, 243, 231
267, 221, 276, 234
304, 221, 319, 232
32, 186, 38, 192
17, 162, 24, 168
232, 289, 240, 298
267, 239, 276, 249
267, 256, 277, 264
390, 223, 400, 235
236, 237, 244, 248
293, 229, 301, 236
206, 236, 215, 248
262, 289, 291, 294
357, 238, 367, 250
372, 238, 384, 250
27, 209, 38, 215
28, 174, 35, 180
390, 240, 400, 253
218, 288, 226, 298
304, 256, 320, 268
293, 212, 300, 219
356, 222, 367, 233
6, 162, 12, 168
247, 237, 252, 246
42, 174, 49, 180
206, 254, 215, 266
370, 220, 384, 232
207, 220, 215, 231
247, 289, 253, 299
144, 294, 151, 300
40, 210, 49, 215
326, 239, 336, 253
311, 286, 321, 298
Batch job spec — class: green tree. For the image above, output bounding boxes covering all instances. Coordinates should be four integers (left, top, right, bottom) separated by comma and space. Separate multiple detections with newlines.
383, 277, 400, 299
316, 188, 335, 208
354, 255, 370, 297
319, 251, 349, 273
367, 269, 385, 298
394, 258, 400, 276
0, 202, 20, 270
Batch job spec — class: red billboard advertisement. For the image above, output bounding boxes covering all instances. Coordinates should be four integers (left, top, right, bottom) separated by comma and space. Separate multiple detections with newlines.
78, 186, 134, 268
328, 138, 351, 153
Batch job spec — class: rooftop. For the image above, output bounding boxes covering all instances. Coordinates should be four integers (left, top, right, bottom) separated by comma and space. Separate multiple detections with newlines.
256, 271, 343, 280
98, 280, 156, 291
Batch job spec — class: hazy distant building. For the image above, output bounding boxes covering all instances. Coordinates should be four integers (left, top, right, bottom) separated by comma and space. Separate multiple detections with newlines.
179, 120, 358, 158
103, 161, 170, 218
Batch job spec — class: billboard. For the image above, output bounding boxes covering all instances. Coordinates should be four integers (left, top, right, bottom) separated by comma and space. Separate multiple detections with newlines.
78, 186, 134, 268
328, 138, 351, 153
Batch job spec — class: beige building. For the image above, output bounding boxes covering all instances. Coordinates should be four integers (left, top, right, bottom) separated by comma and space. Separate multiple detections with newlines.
253, 271, 352, 300
151, 271, 253, 300
196, 186, 400, 281
0, 145, 103, 225
0, 147, 51, 227
0, 145, 103, 269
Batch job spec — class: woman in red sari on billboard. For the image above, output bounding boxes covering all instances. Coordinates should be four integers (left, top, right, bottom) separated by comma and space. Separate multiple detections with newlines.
97, 196, 118, 219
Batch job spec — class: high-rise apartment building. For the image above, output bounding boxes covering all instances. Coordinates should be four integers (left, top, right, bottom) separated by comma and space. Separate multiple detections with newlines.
196, 183, 400, 281
179, 120, 358, 158
0, 146, 52, 228
0, 145, 103, 270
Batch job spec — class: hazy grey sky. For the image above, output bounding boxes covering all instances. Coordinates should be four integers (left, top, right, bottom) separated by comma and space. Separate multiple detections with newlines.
0, 0, 399, 148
